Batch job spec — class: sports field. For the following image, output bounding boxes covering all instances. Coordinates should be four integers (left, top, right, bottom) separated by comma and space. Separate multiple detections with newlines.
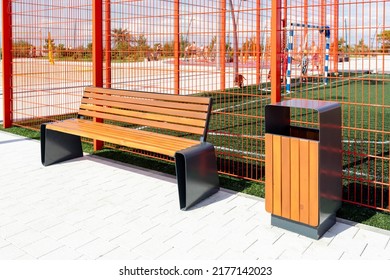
202, 71, 390, 209
3, 56, 389, 209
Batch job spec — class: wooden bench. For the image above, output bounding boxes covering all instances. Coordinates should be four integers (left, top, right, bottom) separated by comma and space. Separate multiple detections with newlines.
40, 86, 219, 210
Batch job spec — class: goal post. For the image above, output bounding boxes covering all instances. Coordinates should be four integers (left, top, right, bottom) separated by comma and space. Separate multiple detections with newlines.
285, 23, 331, 93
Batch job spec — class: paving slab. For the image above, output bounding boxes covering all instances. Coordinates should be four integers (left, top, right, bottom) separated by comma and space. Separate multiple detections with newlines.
0, 131, 390, 260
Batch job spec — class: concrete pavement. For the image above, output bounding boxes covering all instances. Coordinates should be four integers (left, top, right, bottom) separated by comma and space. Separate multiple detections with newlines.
0, 131, 390, 260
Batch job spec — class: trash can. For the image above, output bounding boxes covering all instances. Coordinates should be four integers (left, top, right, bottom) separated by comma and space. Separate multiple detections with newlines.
265, 99, 342, 239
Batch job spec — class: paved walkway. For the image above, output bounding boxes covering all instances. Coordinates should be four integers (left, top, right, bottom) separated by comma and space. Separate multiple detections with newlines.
0, 130, 390, 260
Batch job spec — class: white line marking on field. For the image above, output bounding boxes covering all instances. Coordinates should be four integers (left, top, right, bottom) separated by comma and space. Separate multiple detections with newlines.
213, 92, 291, 113
343, 140, 390, 145
215, 146, 265, 158
214, 73, 372, 113
209, 132, 264, 138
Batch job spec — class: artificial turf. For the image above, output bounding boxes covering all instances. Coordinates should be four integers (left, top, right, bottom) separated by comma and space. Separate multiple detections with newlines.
1, 72, 389, 229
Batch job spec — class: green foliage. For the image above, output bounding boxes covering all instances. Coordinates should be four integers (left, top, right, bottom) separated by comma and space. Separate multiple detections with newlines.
111, 28, 152, 61
87, 42, 93, 51
337, 203, 390, 231
112, 28, 133, 46
354, 38, 369, 54
111, 28, 133, 60
209, 36, 217, 53
55, 43, 92, 60
13, 40, 33, 58
0, 126, 40, 140
133, 34, 151, 60
1, 124, 390, 230
338, 37, 348, 52
241, 37, 257, 56
219, 175, 265, 198
180, 35, 189, 57
162, 41, 174, 57
43, 38, 55, 50
377, 30, 390, 52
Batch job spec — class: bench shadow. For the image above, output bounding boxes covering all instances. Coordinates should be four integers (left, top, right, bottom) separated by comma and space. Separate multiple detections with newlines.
185, 190, 236, 211
0, 138, 33, 145
85, 154, 177, 184
69, 154, 235, 209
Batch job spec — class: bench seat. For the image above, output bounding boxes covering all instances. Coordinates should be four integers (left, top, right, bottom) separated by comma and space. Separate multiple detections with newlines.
41, 86, 220, 210
45, 119, 200, 158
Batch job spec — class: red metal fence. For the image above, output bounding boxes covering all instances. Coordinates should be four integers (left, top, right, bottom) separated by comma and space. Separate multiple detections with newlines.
2, 0, 390, 212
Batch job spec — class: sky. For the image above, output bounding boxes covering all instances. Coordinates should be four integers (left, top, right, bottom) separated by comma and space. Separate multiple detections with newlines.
0, 4, 2, 47
1, 1, 389, 50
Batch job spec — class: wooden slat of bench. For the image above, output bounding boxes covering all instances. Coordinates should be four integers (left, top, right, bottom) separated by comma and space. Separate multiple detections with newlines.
52, 119, 200, 145
85, 86, 211, 105
63, 119, 199, 148
80, 97, 208, 120
83, 92, 210, 113
79, 110, 205, 135
79, 104, 206, 127
46, 120, 200, 157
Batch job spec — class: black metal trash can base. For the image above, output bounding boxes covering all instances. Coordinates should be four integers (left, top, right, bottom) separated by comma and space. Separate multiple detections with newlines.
271, 214, 336, 240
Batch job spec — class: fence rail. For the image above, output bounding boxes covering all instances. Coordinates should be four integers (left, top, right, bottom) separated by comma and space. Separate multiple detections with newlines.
2, 0, 390, 212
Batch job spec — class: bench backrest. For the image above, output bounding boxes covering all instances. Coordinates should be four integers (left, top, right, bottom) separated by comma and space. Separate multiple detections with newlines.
79, 87, 213, 141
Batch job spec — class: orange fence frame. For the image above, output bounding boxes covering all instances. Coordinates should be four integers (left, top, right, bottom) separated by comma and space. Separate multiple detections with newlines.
271, 0, 281, 103
2, 0, 12, 128
2, 0, 389, 212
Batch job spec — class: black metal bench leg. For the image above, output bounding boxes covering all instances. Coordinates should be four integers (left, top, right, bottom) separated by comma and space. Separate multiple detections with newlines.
175, 142, 220, 210
41, 124, 83, 166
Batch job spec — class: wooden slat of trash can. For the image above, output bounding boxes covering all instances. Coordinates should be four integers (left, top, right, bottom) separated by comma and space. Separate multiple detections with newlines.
299, 139, 310, 225
290, 137, 300, 222
265, 135, 319, 227
281, 136, 291, 219
309, 141, 319, 226
273, 135, 282, 216
265, 134, 273, 213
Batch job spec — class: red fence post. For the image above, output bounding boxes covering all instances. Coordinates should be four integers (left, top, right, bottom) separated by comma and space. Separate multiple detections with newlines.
333, 0, 339, 73
220, 0, 226, 91
93, 0, 104, 151
255, 0, 261, 86
271, 0, 282, 103
304, 0, 308, 49
174, 0, 180, 95
2, 0, 12, 128
105, 0, 111, 88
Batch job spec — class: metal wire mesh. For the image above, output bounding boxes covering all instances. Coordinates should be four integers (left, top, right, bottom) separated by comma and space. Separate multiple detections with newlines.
7, 0, 92, 127
283, 0, 390, 211
2, 0, 389, 211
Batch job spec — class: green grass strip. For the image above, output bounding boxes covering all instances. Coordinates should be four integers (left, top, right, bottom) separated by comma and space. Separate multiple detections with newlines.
1, 125, 390, 232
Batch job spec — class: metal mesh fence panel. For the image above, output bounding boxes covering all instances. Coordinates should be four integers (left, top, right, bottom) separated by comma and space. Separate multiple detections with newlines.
3, 0, 389, 211
8, 0, 93, 127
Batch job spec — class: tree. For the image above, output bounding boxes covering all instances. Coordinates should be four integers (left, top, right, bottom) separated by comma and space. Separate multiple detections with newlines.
56, 43, 66, 58
111, 28, 137, 60
112, 28, 132, 46
377, 30, 390, 52
162, 41, 174, 57
132, 34, 151, 60
13, 40, 33, 58
354, 38, 369, 55
208, 36, 217, 61
87, 42, 93, 52
338, 37, 348, 52
180, 35, 189, 57
209, 36, 217, 53
241, 37, 256, 57
43, 37, 56, 51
